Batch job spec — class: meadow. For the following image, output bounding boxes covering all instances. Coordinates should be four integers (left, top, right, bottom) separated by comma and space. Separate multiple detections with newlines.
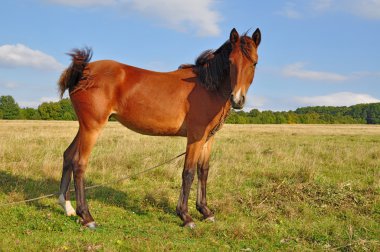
0, 121, 379, 251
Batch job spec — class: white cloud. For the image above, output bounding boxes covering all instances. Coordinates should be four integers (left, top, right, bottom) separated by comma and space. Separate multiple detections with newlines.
0, 81, 19, 89
0, 44, 64, 71
282, 62, 348, 81
294, 92, 380, 106
280, 0, 380, 20
345, 0, 380, 20
277, 2, 302, 19
18, 96, 60, 108
40, 96, 60, 103
311, 0, 332, 11
244, 95, 268, 111
18, 101, 40, 108
47, 0, 116, 7
45, 0, 221, 36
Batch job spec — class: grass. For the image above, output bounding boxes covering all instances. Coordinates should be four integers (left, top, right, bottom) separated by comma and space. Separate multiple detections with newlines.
0, 121, 379, 251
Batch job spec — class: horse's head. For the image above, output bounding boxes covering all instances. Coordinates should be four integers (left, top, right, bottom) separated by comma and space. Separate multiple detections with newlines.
228, 28, 261, 109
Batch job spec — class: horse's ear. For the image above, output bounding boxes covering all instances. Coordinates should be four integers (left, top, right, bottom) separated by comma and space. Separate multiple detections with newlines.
252, 28, 261, 47
230, 28, 239, 44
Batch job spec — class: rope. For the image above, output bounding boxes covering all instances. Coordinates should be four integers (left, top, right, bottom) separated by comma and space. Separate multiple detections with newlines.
0, 152, 186, 207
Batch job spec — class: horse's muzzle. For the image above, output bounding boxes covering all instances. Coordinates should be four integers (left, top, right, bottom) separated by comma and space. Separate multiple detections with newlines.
230, 94, 245, 109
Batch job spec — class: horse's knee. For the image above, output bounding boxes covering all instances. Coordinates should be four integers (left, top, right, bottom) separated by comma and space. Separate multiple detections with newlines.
63, 149, 73, 168
182, 168, 196, 183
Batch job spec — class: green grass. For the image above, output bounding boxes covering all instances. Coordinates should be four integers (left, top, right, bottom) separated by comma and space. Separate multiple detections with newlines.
0, 121, 379, 251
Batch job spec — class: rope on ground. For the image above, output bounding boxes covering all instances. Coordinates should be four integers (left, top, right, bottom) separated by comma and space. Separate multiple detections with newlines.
0, 152, 186, 207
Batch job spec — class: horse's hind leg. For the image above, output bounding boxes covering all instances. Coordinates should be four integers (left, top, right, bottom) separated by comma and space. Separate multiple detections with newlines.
196, 137, 215, 221
71, 125, 103, 228
58, 132, 79, 216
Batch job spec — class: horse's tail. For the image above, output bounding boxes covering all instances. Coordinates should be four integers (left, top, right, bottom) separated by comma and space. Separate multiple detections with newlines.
58, 47, 93, 98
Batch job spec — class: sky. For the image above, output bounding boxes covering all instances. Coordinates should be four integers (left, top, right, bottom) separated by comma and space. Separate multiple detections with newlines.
0, 0, 379, 111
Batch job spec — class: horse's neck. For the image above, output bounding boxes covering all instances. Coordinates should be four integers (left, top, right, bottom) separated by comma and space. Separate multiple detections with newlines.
217, 76, 232, 101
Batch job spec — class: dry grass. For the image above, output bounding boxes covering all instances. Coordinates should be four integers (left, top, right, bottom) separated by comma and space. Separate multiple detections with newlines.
0, 121, 379, 251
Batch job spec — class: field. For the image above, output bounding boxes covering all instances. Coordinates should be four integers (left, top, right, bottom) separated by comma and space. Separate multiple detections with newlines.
0, 121, 379, 251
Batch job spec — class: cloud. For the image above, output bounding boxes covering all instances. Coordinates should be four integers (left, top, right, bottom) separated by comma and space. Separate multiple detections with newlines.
282, 62, 348, 81
47, 0, 116, 7
0, 81, 19, 89
18, 101, 41, 108
0, 44, 64, 71
45, 0, 221, 36
40, 96, 60, 103
280, 0, 380, 20
294, 92, 380, 106
18, 96, 60, 108
311, 0, 332, 11
345, 0, 380, 20
277, 2, 302, 19
244, 95, 268, 111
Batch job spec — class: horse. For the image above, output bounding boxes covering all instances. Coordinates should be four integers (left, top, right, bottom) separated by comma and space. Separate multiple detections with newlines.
57, 28, 261, 229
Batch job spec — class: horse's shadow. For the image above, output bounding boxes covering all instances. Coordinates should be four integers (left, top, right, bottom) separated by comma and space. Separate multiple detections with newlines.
0, 170, 176, 218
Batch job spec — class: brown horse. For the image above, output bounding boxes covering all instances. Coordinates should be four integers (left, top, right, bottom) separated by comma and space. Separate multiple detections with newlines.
58, 28, 261, 229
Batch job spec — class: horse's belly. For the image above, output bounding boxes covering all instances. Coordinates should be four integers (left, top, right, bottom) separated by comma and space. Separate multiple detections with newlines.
113, 110, 187, 137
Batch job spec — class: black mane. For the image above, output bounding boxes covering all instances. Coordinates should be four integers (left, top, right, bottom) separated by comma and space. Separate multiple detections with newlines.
180, 35, 254, 91
193, 41, 231, 90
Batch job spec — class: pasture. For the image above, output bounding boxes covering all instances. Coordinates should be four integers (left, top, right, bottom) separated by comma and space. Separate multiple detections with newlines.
0, 121, 379, 251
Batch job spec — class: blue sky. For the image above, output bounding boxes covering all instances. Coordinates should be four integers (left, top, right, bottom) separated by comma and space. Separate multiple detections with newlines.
0, 0, 379, 111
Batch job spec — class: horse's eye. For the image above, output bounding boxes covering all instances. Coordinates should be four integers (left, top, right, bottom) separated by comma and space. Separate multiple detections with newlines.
253, 62, 258, 68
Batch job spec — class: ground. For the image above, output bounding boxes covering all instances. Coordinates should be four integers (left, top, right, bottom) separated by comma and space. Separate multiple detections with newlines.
0, 121, 379, 251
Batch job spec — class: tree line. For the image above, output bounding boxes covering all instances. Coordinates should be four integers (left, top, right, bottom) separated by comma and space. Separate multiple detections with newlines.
226, 104, 380, 124
1, 95, 379, 124
0, 95, 76, 120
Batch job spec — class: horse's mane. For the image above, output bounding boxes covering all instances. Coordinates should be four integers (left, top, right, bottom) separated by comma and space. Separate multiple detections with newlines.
180, 35, 254, 91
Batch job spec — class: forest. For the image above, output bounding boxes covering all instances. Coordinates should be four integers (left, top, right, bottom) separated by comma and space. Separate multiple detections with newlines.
1, 95, 379, 124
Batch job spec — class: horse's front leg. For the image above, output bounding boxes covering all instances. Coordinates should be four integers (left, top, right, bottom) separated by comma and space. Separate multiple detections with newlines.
176, 140, 204, 228
196, 137, 215, 221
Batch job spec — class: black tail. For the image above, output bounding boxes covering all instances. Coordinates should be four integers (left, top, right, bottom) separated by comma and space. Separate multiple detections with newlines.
58, 47, 92, 98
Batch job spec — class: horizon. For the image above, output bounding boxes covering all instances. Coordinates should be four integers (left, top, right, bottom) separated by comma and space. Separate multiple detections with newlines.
0, 1, 379, 111
3, 94, 379, 113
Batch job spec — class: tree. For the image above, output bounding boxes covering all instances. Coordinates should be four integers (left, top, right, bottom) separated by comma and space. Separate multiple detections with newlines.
366, 103, 380, 124
59, 99, 77, 120
37, 98, 76, 120
261, 111, 276, 124
0, 95, 20, 119
274, 112, 287, 124
20, 108, 41, 120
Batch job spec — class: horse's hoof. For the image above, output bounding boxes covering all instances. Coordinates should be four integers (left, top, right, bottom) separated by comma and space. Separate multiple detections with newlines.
66, 210, 76, 217
184, 222, 196, 229
85, 221, 97, 230
205, 216, 215, 222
